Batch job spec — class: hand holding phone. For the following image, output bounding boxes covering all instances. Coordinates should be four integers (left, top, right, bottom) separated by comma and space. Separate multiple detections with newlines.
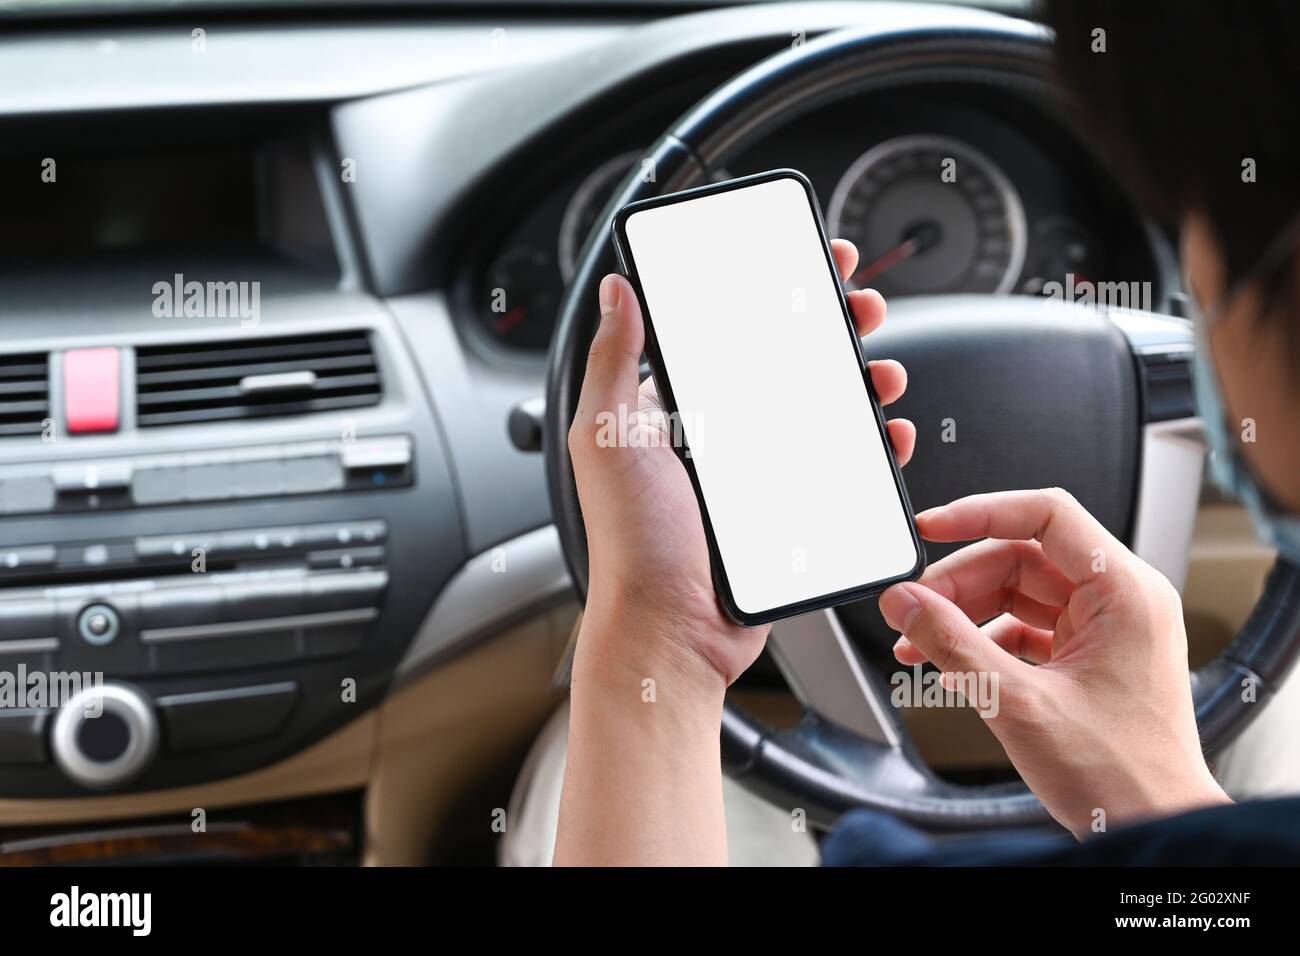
611, 170, 924, 625
568, 171, 916, 696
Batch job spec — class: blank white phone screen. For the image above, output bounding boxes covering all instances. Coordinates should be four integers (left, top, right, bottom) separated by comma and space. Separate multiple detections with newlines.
623, 175, 919, 617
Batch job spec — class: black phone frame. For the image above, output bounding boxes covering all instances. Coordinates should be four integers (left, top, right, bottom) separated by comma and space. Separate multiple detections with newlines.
611, 168, 926, 626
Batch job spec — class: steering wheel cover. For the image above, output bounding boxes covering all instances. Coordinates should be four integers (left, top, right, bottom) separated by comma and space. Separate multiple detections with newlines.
544, 16, 1300, 830
1194, 560, 1300, 753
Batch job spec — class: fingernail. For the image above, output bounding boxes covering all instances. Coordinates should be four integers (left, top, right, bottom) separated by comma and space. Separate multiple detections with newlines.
599, 274, 621, 319
893, 636, 912, 655
880, 583, 923, 632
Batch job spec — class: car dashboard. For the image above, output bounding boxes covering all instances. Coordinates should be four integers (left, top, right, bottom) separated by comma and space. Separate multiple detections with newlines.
0, 1, 1176, 862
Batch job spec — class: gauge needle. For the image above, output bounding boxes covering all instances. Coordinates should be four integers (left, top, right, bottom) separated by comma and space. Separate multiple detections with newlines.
851, 221, 941, 287
852, 239, 919, 287
496, 305, 527, 333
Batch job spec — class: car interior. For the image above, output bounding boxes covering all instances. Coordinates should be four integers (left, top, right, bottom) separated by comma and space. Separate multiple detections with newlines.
0, 0, 1290, 867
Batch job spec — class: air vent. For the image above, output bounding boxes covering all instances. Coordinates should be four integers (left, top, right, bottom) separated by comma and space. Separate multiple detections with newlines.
0, 352, 50, 438
135, 331, 381, 428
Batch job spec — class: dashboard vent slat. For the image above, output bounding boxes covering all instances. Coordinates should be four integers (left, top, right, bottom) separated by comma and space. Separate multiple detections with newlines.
0, 352, 50, 438
135, 331, 381, 428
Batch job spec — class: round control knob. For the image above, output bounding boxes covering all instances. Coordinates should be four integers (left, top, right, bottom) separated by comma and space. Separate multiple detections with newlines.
51, 683, 158, 790
77, 603, 120, 646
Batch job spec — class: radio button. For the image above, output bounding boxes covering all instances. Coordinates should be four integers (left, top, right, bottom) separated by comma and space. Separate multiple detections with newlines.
77, 604, 120, 646
56, 541, 131, 570
341, 437, 411, 471
135, 534, 217, 561
228, 459, 285, 498
304, 614, 371, 658
215, 526, 301, 555
300, 520, 386, 548
0, 475, 56, 515
223, 576, 306, 620
51, 683, 157, 789
0, 545, 56, 571
52, 461, 133, 494
281, 455, 344, 495
149, 628, 298, 673
139, 587, 224, 630
308, 546, 385, 571
181, 462, 237, 502
0, 638, 57, 672
0, 599, 57, 640
131, 466, 184, 506
270, 528, 302, 550
0, 709, 50, 765
156, 682, 298, 752
305, 569, 388, 611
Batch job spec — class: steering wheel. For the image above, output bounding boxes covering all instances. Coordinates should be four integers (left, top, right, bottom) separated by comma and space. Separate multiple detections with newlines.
544, 15, 1300, 831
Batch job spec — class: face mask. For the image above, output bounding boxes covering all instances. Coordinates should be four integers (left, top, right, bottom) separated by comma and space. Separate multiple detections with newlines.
1184, 220, 1300, 567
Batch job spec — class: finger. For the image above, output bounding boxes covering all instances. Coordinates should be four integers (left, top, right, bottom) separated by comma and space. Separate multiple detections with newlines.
1051, 603, 1078, 657
892, 636, 927, 666
869, 359, 906, 405
916, 488, 1124, 584
920, 539, 1075, 615
886, 418, 915, 467
957, 589, 1064, 631
978, 615, 1056, 664
848, 288, 887, 337
831, 238, 859, 283
879, 582, 1029, 681
894, 614, 1055, 666
638, 370, 661, 404
573, 274, 646, 433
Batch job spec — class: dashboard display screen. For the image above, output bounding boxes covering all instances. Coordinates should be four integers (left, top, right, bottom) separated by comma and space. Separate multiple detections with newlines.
0, 147, 257, 258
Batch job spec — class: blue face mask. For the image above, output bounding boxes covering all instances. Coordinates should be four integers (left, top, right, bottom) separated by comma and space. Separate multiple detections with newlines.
1185, 225, 1300, 567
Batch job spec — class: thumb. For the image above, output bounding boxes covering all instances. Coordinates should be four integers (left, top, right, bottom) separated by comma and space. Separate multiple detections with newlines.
879, 582, 1025, 682
573, 274, 645, 429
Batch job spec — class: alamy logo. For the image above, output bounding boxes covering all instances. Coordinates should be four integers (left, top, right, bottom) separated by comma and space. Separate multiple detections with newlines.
594, 403, 702, 456
0, 667, 104, 715
152, 273, 260, 327
1041, 272, 1151, 311
890, 664, 1000, 718
50, 886, 151, 936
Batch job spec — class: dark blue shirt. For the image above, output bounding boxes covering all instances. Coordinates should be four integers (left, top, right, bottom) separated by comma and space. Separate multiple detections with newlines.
822, 797, 1300, 865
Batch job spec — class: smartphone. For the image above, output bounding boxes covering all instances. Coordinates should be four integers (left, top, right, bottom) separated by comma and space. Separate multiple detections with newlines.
611, 169, 925, 626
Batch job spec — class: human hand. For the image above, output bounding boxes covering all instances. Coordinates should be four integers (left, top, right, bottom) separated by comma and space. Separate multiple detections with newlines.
568, 238, 915, 689
879, 488, 1230, 837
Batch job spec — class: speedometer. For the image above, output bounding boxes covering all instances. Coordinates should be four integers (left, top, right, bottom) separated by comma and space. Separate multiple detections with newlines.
558, 151, 642, 284
826, 134, 1026, 297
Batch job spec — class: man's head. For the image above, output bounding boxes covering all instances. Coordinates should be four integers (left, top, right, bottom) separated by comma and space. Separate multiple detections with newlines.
1043, 0, 1300, 512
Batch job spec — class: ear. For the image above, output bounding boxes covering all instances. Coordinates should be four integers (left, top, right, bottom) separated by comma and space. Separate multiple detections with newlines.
1179, 211, 1227, 308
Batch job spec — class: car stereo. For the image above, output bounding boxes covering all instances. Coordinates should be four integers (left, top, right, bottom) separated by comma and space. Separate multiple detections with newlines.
0, 323, 466, 798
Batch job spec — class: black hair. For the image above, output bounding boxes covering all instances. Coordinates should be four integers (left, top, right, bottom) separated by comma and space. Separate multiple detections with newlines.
1041, 0, 1300, 349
